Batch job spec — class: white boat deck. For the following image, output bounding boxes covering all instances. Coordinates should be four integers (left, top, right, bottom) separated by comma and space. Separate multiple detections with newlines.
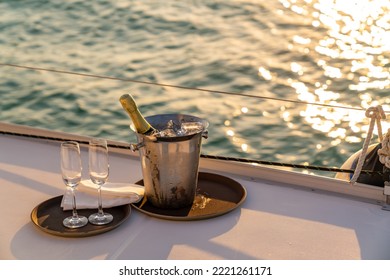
1, 122, 390, 260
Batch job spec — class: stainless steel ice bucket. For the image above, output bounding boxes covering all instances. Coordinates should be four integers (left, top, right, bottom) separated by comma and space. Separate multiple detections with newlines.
130, 114, 208, 209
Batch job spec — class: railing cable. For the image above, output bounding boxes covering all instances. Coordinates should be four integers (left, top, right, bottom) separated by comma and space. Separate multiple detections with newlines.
0, 63, 368, 112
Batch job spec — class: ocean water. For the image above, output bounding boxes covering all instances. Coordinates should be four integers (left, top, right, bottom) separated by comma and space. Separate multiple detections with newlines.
1, 0, 389, 176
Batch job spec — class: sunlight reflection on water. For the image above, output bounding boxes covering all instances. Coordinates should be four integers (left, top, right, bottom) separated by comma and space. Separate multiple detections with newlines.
278, 0, 390, 147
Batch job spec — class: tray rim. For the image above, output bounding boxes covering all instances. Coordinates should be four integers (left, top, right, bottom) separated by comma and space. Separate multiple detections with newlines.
131, 171, 247, 221
30, 195, 131, 238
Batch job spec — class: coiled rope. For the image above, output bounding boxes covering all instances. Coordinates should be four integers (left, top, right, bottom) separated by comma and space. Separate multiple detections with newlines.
350, 106, 386, 184
379, 129, 390, 169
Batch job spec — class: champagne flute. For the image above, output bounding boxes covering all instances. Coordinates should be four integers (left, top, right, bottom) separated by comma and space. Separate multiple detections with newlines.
61, 141, 88, 228
88, 138, 113, 225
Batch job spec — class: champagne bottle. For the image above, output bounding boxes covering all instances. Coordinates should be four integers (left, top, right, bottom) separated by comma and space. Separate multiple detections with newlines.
119, 93, 156, 135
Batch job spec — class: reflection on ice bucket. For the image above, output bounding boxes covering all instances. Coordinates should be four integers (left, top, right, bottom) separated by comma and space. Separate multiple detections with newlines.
131, 114, 208, 209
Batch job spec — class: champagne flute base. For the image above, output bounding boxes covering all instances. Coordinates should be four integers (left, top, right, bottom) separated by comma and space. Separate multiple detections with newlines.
88, 212, 113, 225
63, 215, 88, 229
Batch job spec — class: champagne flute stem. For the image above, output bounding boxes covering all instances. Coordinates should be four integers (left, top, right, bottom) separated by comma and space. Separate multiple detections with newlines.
97, 185, 104, 215
71, 188, 79, 219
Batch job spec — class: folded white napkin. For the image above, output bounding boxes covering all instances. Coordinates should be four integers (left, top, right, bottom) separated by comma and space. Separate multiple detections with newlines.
61, 180, 144, 210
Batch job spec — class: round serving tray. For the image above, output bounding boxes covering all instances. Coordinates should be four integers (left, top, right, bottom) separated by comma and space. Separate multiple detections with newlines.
132, 172, 246, 221
31, 195, 131, 238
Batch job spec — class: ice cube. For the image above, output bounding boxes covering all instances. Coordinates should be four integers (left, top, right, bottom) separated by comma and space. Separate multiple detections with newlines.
154, 120, 204, 137
154, 120, 179, 137
179, 122, 204, 135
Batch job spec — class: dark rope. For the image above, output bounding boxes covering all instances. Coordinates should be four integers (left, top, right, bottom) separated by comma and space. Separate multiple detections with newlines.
0, 130, 130, 150
200, 154, 363, 174
1, 130, 382, 176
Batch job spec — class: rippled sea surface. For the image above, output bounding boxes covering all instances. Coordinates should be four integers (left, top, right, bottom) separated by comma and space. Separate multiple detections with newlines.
1, 0, 389, 176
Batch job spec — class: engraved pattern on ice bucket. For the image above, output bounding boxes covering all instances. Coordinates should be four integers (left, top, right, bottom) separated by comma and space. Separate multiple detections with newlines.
131, 114, 208, 209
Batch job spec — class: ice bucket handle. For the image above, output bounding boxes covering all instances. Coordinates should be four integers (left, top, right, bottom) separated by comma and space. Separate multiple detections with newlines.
202, 129, 208, 139
130, 142, 145, 152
